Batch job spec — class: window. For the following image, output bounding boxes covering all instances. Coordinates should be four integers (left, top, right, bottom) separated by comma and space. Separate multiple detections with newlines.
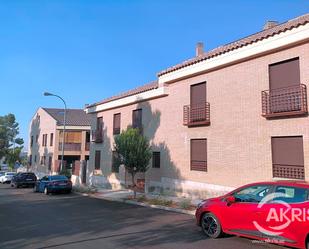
36, 135, 38, 143
273, 186, 308, 203
42, 134, 48, 147
113, 113, 121, 135
50, 133, 54, 146
40, 156, 46, 165
269, 58, 300, 90
132, 109, 142, 131
111, 151, 119, 173
30, 136, 33, 147
271, 136, 304, 179
233, 185, 272, 203
48, 156, 52, 170
34, 155, 37, 163
268, 58, 302, 114
95, 150, 101, 170
190, 139, 207, 171
152, 152, 160, 168
97, 117, 103, 130
29, 155, 32, 166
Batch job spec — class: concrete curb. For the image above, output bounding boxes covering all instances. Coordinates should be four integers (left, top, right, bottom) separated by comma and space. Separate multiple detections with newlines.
74, 191, 195, 216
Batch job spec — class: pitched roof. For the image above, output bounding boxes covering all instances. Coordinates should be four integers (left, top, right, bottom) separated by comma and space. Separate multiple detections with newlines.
87, 80, 158, 108
158, 13, 309, 77
43, 108, 91, 126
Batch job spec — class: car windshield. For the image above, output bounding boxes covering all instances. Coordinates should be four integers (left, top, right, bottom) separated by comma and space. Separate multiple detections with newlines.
233, 185, 271, 203
0, 172, 5, 176
6, 173, 15, 176
50, 175, 68, 181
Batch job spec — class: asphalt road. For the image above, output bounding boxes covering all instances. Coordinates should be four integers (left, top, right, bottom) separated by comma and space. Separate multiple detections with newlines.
0, 184, 285, 249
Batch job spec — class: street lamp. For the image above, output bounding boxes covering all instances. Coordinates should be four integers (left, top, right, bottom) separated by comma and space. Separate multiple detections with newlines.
43, 92, 67, 172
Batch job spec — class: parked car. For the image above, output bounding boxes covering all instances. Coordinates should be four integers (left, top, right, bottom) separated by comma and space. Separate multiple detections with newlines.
196, 181, 309, 249
34, 175, 72, 195
11, 172, 37, 188
0, 172, 16, 183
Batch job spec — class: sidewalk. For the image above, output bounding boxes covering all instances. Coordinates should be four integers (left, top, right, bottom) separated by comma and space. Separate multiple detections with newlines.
74, 186, 200, 216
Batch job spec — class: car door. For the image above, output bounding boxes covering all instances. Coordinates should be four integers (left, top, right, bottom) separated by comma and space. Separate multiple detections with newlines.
255, 185, 309, 244
221, 184, 273, 235
39, 176, 49, 192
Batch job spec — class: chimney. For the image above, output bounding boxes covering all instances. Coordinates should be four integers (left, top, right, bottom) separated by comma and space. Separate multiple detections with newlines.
196, 42, 204, 57
263, 20, 279, 30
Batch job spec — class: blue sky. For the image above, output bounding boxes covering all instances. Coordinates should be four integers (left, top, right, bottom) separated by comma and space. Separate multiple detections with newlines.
0, 0, 308, 148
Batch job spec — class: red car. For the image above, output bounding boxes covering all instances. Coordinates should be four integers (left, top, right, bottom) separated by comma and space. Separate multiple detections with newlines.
196, 181, 309, 249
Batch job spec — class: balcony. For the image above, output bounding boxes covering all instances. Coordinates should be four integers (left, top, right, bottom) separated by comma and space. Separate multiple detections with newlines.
262, 84, 308, 118
59, 143, 82, 151
183, 102, 210, 127
91, 129, 103, 143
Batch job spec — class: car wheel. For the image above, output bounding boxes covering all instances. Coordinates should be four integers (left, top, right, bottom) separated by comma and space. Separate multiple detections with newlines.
201, 213, 223, 238
44, 187, 49, 195
15, 184, 19, 189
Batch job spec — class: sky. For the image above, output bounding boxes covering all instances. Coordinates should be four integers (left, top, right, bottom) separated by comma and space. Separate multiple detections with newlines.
0, 0, 308, 149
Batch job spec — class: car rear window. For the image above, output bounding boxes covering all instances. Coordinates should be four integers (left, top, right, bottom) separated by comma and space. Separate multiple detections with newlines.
273, 186, 308, 203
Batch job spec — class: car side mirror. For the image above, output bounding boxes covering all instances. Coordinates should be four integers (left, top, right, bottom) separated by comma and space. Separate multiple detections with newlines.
225, 195, 236, 206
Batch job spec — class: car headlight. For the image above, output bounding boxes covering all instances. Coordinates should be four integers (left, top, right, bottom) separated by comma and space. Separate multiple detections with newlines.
197, 200, 207, 209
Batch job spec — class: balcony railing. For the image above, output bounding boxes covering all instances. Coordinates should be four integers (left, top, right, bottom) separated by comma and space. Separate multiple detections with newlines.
183, 102, 210, 127
262, 84, 307, 118
91, 129, 103, 143
58, 143, 82, 151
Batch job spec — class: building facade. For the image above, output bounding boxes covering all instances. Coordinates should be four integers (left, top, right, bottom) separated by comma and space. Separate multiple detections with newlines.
28, 108, 91, 175
86, 14, 309, 198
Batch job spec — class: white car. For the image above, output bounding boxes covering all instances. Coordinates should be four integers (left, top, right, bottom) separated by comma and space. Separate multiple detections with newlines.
0, 172, 16, 184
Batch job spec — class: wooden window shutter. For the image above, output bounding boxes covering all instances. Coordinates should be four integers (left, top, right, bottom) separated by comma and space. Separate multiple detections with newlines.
113, 113, 121, 135
191, 139, 207, 172
269, 58, 300, 90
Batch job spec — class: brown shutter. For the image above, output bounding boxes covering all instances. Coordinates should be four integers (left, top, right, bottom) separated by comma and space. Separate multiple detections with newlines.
132, 109, 142, 129
269, 58, 300, 90
97, 117, 103, 130
95, 150, 101, 170
271, 136, 304, 179
191, 82, 206, 106
50, 133, 54, 146
191, 139, 207, 171
113, 113, 121, 134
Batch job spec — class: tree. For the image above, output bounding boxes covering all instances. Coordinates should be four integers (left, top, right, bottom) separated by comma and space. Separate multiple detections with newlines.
114, 128, 152, 198
0, 114, 24, 168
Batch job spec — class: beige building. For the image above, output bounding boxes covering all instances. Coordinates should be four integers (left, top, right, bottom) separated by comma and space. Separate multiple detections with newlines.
85, 14, 309, 198
28, 108, 91, 175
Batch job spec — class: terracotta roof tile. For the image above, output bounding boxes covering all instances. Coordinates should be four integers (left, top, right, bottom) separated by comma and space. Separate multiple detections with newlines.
43, 108, 91, 126
158, 13, 309, 77
87, 80, 158, 108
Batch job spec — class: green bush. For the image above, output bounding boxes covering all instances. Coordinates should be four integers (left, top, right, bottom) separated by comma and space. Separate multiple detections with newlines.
59, 169, 72, 179
178, 199, 192, 210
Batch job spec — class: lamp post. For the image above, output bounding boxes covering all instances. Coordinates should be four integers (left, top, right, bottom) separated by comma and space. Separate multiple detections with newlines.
43, 92, 67, 172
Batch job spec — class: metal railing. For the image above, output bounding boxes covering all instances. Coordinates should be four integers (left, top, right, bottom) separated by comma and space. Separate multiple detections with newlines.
58, 143, 82, 151
273, 164, 305, 180
183, 102, 210, 127
262, 84, 307, 118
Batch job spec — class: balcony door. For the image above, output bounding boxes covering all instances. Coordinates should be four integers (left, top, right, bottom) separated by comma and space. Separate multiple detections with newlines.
269, 58, 301, 113
190, 82, 206, 122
